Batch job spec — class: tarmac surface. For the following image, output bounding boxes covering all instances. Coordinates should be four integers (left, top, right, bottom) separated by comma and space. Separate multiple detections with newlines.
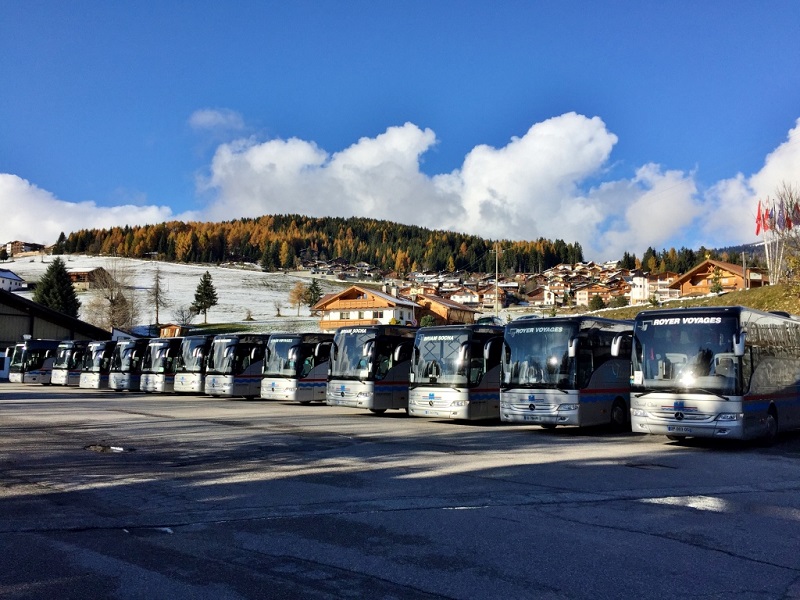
2, 383, 800, 599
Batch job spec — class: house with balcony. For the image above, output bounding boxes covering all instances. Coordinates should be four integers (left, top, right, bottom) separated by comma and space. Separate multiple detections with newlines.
414, 294, 480, 326
669, 259, 769, 297
313, 285, 420, 331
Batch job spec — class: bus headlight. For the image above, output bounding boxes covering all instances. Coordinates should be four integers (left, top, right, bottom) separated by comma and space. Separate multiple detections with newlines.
451, 400, 466, 407
356, 391, 371, 398
631, 409, 647, 417
716, 413, 741, 421
558, 404, 578, 411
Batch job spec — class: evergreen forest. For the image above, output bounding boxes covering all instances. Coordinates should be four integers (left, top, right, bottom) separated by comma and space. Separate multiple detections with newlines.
53, 214, 757, 275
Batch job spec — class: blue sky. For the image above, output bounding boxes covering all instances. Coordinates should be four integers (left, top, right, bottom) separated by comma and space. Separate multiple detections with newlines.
3, 1, 800, 261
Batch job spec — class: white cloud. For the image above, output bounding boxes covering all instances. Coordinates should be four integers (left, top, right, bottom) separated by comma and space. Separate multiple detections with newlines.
6, 114, 800, 262
700, 118, 800, 248
188, 108, 245, 132
0, 174, 191, 245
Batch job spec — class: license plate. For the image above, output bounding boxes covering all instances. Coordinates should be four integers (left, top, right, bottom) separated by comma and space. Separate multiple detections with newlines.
668, 426, 693, 433
523, 415, 540, 422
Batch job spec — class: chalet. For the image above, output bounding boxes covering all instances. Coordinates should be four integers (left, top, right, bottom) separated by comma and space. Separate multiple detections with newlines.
574, 282, 612, 307
447, 287, 481, 307
67, 267, 110, 290
5, 241, 45, 256
313, 285, 420, 331
669, 260, 769, 297
0, 268, 25, 292
414, 294, 480, 326
159, 324, 188, 338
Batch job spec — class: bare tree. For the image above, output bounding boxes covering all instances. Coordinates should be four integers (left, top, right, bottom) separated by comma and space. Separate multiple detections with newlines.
147, 265, 171, 326
171, 304, 196, 327
82, 258, 139, 332
770, 182, 800, 289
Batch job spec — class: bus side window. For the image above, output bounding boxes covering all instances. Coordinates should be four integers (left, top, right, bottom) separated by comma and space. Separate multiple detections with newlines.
577, 349, 593, 388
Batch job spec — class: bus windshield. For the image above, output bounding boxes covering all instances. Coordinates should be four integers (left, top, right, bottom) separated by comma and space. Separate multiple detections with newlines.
412, 331, 471, 386
504, 323, 577, 389
330, 330, 375, 379
632, 315, 739, 394
143, 344, 170, 372
263, 337, 302, 377
111, 343, 134, 371
177, 338, 209, 372
9, 345, 25, 369
207, 339, 237, 374
53, 345, 74, 369
84, 346, 107, 371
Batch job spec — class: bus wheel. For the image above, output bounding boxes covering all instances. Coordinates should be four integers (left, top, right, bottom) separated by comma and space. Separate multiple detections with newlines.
761, 408, 779, 447
610, 399, 629, 432
369, 408, 387, 415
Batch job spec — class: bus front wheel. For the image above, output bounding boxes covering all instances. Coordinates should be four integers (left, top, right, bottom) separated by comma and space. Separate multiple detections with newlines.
761, 408, 779, 447
369, 408, 387, 415
610, 398, 629, 432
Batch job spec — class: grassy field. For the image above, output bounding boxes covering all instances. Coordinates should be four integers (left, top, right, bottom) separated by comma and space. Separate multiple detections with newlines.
597, 283, 800, 320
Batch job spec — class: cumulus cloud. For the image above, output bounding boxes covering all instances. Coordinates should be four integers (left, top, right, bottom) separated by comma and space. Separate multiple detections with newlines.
188, 108, 245, 132
0, 174, 190, 245
5, 113, 800, 262
700, 118, 800, 247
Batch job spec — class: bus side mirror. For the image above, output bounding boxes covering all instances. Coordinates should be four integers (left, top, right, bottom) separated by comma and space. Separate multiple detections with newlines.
568, 338, 578, 358
734, 332, 745, 357
611, 335, 622, 357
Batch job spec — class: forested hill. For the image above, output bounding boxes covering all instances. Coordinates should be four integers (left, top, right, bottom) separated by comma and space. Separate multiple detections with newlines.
56, 215, 585, 273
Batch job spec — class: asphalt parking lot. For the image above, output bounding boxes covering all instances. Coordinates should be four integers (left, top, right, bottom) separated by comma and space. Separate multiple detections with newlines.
2, 383, 800, 599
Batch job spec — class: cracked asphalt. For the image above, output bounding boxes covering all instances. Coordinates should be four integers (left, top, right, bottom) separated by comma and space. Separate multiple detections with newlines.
2, 383, 800, 599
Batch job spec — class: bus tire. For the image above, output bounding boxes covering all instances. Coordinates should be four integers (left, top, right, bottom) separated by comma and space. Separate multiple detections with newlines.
761, 407, 779, 447
369, 408, 387, 415
610, 398, 629, 432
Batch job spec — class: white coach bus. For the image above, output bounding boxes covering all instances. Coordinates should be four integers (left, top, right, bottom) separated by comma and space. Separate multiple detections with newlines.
174, 335, 216, 394
205, 334, 271, 398
501, 316, 633, 430
408, 324, 504, 420
51, 340, 90, 386
260, 333, 334, 403
326, 325, 416, 414
630, 306, 800, 444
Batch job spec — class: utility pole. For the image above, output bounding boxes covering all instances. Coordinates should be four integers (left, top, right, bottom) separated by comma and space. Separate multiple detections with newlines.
490, 242, 502, 317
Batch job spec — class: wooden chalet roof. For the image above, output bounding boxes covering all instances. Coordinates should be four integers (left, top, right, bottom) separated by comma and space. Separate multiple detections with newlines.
312, 285, 420, 311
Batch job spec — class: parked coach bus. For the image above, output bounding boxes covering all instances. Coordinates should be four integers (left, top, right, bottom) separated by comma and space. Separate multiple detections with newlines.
79, 340, 117, 389
408, 324, 504, 420
109, 338, 150, 391
51, 340, 90, 386
630, 306, 800, 444
326, 325, 416, 414
205, 334, 271, 398
501, 316, 633, 430
261, 333, 334, 403
140, 337, 183, 393
8, 339, 60, 384
174, 335, 215, 394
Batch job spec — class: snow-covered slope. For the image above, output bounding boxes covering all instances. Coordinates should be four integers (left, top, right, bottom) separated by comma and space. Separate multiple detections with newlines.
6, 255, 344, 333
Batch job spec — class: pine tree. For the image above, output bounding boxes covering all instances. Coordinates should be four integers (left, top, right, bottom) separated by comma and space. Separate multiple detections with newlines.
33, 257, 81, 317
304, 278, 323, 308
191, 271, 218, 324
